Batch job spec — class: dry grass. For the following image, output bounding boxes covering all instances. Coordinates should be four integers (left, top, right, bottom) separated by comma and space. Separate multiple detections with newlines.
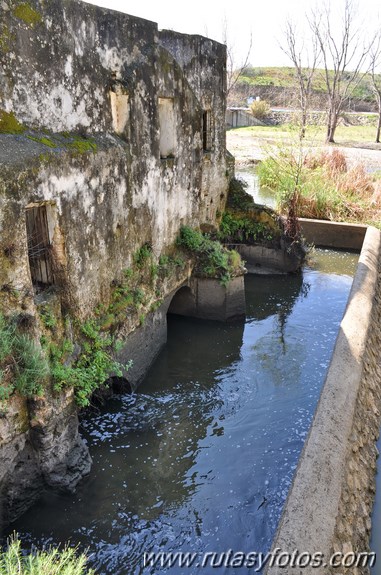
258, 147, 381, 225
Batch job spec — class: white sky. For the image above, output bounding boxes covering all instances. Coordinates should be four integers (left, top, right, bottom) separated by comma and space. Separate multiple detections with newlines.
83, 0, 380, 68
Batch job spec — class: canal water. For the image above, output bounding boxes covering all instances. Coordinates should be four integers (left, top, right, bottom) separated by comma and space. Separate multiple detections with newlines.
235, 167, 276, 209
11, 249, 358, 574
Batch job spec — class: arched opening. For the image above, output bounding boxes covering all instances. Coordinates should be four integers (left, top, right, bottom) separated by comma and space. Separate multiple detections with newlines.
109, 376, 133, 394
167, 285, 196, 317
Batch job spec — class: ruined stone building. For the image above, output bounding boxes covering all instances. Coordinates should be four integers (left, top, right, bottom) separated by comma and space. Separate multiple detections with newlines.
0, 0, 233, 522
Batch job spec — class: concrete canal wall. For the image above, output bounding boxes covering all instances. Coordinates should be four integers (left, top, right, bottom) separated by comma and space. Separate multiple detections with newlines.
267, 225, 381, 575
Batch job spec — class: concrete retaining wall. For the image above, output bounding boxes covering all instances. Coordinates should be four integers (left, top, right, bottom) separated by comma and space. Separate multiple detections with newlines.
299, 218, 367, 250
235, 244, 302, 274
266, 225, 381, 574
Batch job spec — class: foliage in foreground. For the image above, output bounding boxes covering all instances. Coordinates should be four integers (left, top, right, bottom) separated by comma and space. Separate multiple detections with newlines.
176, 226, 243, 285
0, 314, 49, 401
0, 535, 94, 575
257, 147, 381, 224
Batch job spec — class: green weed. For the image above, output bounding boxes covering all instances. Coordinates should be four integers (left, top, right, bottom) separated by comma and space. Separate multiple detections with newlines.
0, 534, 94, 574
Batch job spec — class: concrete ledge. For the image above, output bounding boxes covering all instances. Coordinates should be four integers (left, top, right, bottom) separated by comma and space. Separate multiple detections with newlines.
266, 226, 381, 574
235, 244, 302, 274
299, 218, 367, 250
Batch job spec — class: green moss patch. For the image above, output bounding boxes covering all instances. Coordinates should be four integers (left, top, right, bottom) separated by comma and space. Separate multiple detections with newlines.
0, 110, 25, 134
27, 135, 57, 148
12, 2, 42, 26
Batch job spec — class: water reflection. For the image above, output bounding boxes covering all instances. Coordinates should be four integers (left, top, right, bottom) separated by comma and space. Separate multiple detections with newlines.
10, 250, 358, 575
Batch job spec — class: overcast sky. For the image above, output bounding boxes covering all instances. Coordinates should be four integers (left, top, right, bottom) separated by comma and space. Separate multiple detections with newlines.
83, 0, 380, 68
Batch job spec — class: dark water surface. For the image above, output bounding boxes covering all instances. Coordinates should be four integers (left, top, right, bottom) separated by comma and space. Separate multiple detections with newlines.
11, 249, 358, 574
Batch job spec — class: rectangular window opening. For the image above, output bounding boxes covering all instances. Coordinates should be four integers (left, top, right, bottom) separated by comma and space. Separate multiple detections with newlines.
159, 97, 176, 159
25, 204, 56, 288
110, 87, 129, 135
202, 110, 212, 152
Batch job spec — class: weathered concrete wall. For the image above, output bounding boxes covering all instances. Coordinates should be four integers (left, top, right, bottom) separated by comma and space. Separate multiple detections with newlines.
0, 0, 230, 525
266, 226, 381, 575
234, 244, 302, 274
226, 108, 264, 129
0, 389, 91, 526
299, 218, 367, 250
167, 277, 245, 322
0, 0, 157, 134
159, 30, 228, 223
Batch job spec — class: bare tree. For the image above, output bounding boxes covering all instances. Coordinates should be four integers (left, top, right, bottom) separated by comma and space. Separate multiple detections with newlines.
369, 32, 381, 143
282, 20, 320, 140
310, 0, 369, 143
222, 18, 253, 100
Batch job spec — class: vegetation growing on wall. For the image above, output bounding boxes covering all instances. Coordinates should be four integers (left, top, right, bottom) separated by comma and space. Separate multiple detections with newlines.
46, 320, 128, 408
0, 535, 94, 575
176, 226, 244, 285
0, 314, 48, 401
37, 245, 186, 407
27, 132, 98, 153
0, 234, 242, 408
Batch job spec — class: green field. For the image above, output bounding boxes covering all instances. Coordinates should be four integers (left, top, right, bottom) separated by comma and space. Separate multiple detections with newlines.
229, 124, 381, 149
238, 66, 377, 102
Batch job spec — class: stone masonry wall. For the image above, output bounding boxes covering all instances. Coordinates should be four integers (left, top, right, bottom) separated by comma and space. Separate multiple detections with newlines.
329, 261, 381, 574
266, 226, 381, 575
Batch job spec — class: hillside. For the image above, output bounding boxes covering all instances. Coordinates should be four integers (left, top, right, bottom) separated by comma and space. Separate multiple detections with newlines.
229, 66, 378, 113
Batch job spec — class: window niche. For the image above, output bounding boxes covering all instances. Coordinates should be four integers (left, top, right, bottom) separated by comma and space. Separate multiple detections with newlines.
110, 83, 129, 135
202, 110, 212, 152
158, 97, 176, 159
25, 203, 57, 288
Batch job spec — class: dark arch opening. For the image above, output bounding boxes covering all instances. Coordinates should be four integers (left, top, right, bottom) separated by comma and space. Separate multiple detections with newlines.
109, 376, 133, 394
167, 285, 196, 317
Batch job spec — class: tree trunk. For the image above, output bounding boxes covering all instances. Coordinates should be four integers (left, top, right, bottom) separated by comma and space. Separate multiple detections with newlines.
376, 94, 381, 143
376, 113, 381, 144
326, 110, 338, 143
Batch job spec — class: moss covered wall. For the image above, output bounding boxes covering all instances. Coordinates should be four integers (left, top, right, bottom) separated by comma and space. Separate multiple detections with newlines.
0, 0, 228, 318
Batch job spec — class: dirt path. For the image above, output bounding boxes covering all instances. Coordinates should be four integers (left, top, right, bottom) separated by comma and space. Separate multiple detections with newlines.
227, 129, 381, 173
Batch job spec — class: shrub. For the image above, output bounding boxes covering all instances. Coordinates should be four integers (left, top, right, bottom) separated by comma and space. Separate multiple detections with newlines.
0, 314, 48, 399
258, 147, 377, 223
50, 319, 129, 407
250, 99, 271, 120
133, 243, 153, 268
176, 226, 243, 283
219, 212, 274, 243
0, 534, 94, 575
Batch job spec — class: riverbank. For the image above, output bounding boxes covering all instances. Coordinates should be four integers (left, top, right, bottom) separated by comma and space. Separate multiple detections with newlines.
227, 126, 381, 173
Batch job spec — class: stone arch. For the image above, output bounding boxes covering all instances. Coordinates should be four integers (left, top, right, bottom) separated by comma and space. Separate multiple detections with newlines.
167, 285, 196, 317
108, 375, 133, 394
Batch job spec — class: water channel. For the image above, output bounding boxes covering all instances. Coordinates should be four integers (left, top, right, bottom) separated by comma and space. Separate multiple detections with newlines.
11, 248, 358, 574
